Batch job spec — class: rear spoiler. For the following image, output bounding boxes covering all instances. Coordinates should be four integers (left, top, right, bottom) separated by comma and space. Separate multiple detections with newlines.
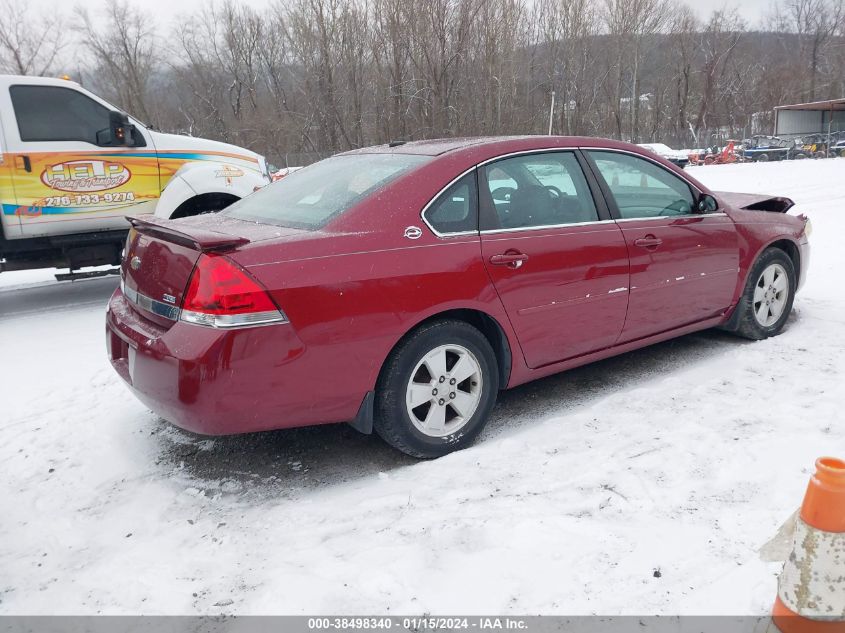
127, 215, 250, 252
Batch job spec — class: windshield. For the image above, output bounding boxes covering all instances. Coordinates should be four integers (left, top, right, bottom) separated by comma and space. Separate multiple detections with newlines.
224, 153, 431, 229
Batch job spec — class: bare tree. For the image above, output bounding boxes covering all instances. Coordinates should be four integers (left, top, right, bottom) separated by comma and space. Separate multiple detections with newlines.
74, 0, 160, 125
0, 0, 68, 76
784, 0, 843, 99
693, 9, 744, 140
0, 0, 831, 162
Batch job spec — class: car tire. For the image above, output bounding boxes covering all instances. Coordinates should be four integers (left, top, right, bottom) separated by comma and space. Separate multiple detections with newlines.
727, 248, 796, 340
374, 319, 499, 458
756, 153, 770, 162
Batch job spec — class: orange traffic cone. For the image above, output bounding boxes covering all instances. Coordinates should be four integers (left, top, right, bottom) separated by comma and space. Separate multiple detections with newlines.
771, 457, 845, 633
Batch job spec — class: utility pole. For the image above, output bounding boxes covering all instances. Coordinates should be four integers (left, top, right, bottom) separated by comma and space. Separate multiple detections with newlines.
548, 91, 556, 136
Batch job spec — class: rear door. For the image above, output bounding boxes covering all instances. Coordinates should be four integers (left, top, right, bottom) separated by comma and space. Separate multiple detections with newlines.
2, 83, 157, 238
479, 150, 630, 369
585, 149, 739, 343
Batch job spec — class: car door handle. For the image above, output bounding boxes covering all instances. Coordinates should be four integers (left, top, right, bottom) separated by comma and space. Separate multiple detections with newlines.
16, 155, 32, 172
490, 252, 529, 269
633, 235, 663, 250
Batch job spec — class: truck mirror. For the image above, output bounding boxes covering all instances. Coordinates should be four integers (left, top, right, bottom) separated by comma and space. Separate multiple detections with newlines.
96, 111, 136, 147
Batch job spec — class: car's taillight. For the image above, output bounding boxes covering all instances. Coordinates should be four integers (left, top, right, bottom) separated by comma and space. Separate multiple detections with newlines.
179, 254, 287, 328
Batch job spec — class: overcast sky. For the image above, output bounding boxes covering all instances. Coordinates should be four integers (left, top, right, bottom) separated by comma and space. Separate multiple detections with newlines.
25, 0, 776, 31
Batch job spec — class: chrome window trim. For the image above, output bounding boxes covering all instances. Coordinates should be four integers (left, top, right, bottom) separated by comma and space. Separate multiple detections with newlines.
613, 212, 728, 223
582, 146, 726, 221
420, 148, 592, 238
419, 146, 720, 239
476, 147, 585, 168
579, 146, 706, 197
420, 166, 479, 238
480, 219, 617, 235
121, 280, 179, 321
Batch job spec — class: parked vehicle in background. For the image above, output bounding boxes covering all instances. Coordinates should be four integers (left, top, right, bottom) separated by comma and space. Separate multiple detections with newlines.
637, 143, 690, 168
270, 166, 304, 182
106, 136, 811, 459
688, 140, 742, 166
0, 75, 271, 277
740, 136, 794, 162
828, 132, 845, 157
792, 134, 829, 159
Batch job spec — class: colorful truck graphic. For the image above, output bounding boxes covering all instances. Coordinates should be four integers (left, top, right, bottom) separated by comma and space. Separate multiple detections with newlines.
0, 75, 271, 275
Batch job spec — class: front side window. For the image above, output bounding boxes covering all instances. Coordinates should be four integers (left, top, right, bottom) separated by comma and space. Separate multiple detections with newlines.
10, 85, 111, 145
423, 172, 478, 234
225, 153, 431, 230
480, 152, 598, 230
588, 151, 695, 219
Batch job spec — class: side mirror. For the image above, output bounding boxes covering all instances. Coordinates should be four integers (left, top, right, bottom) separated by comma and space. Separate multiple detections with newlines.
96, 111, 136, 147
697, 193, 719, 213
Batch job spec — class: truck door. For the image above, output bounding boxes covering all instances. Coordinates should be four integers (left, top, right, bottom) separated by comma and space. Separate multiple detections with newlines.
1, 82, 157, 239
0, 108, 22, 239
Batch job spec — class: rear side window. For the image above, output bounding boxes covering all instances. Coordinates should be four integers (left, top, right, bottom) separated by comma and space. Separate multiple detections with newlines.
10, 85, 110, 144
225, 154, 431, 230
480, 151, 599, 230
423, 172, 478, 235
589, 151, 695, 219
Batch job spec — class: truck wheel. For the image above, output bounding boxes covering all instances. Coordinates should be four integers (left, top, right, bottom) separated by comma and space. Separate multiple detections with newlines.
170, 193, 240, 219
756, 153, 770, 162
728, 248, 796, 340
374, 320, 499, 458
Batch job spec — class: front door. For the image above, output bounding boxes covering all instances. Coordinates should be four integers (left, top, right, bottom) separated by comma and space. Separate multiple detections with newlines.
585, 150, 739, 343
1, 83, 157, 238
479, 150, 630, 369
0, 109, 21, 238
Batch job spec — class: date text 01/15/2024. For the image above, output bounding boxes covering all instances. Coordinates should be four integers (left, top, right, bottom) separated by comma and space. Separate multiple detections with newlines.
306, 617, 528, 630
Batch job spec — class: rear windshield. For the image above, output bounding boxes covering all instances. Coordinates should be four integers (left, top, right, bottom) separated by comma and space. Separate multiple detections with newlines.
224, 153, 431, 229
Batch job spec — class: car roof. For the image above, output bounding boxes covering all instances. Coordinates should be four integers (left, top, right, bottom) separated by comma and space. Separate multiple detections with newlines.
340, 136, 536, 156
340, 135, 644, 158
336, 135, 709, 192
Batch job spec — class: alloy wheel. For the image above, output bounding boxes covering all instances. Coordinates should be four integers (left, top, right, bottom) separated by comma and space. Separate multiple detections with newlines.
753, 263, 789, 327
405, 344, 483, 437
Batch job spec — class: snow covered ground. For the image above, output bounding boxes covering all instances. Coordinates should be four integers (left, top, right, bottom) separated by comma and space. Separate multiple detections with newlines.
1, 159, 843, 616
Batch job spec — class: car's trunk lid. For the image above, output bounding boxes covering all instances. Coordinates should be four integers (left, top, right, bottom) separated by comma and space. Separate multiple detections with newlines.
121, 215, 277, 328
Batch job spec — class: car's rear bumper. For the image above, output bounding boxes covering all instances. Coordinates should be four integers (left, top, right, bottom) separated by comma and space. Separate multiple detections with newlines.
106, 288, 357, 435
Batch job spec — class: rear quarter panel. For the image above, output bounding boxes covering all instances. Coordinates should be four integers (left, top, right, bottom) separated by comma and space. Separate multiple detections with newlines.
238, 234, 510, 418
229, 163, 521, 416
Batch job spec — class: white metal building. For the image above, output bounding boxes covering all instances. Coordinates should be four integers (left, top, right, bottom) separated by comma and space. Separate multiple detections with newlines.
774, 99, 845, 137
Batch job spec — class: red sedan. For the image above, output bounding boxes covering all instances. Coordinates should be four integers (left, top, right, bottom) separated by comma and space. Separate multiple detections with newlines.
106, 137, 810, 458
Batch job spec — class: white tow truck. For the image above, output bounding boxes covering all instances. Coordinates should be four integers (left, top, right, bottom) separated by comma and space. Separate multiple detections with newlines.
0, 75, 271, 279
